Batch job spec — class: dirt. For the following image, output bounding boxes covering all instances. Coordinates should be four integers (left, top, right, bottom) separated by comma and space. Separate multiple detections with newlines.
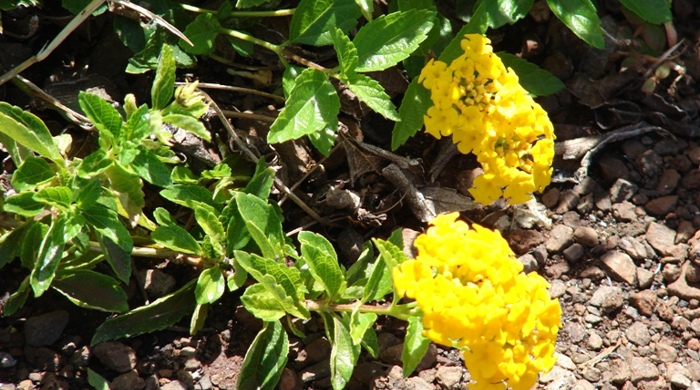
3, 0, 700, 389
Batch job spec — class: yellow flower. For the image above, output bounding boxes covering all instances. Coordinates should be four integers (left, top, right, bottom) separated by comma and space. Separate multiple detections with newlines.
418, 34, 555, 205
393, 213, 561, 390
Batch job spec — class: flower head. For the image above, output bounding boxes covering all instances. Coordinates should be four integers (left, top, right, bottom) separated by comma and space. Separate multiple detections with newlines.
393, 213, 561, 390
419, 34, 555, 205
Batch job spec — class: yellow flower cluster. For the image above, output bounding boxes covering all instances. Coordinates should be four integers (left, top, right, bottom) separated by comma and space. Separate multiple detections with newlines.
419, 35, 555, 205
393, 213, 561, 390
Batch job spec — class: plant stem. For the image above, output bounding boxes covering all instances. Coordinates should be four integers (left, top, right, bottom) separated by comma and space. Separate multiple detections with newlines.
87, 241, 202, 268
219, 27, 282, 55
180, 3, 295, 17
305, 300, 419, 321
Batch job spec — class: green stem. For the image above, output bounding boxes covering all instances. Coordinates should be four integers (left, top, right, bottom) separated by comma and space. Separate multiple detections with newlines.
219, 27, 282, 55
305, 300, 419, 321
180, 3, 295, 17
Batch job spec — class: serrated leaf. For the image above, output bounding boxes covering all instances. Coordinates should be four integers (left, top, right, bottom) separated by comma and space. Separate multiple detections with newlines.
238, 320, 289, 390
547, 0, 605, 49
152, 44, 176, 110
353, 9, 434, 72
373, 237, 407, 271
268, 68, 339, 146
0, 102, 63, 162
236, 192, 284, 251
91, 280, 197, 345
11, 157, 55, 192
77, 149, 112, 178
307, 126, 337, 157
619, 0, 671, 25
468, 0, 534, 33
194, 202, 225, 241
4, 192, 44, 217
330, 27, 358, 74
195, 266, 225, 304
349, 311, 376, 345
162, 114, 211, 142
345, 73, 400, 121
298, 231, 346, 300
325, 314, 360, 390
97, 233, 131, 284
160, 184, 217, 209
402, 316, 431, 376
127, 30, 196, 73
21, 222, 47, 268
121, 104, 150, 142
244, 158, 275, 200
52, 270, 129, 312
391, 78, 431, 150
73, 177, 102, 209
131, 148, 172, 187
240, 283, 287, 321
355, 0, 373, 21
364, 238, 407, 302
30, 216, 67, 297
78, 92, 123, 139
82, 204, 133, 254
497, 52, 564, 96
33, 186, 72, 210
152, 224, 202, 255
288, 0, 361, 46
180, 13, 220, 55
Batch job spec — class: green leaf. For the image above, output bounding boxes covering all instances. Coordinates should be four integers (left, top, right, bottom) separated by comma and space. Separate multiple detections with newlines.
97, 234, 131, 284
355, 0, 373, 21
194, 203, 225, 241
402, 316, 431, 376
0, 102, 63, 162
91, 280, 197, 345
77, 150, 112, 178
30, 216, 67, 297
497, 52, 564, 96
325, 314, 360, 390
160, 184, 217, 209
391, 78, 431, 150
235, 0, 274, 8
235, 251, 309, 318
268, 68, 339, 146
104, 163, 145, 221
236, 192, 285, 251
11, 157, 55, 192
240, 283, 286, 321
330, 27, 358, 74
288, 0, 361, 46
238, 320, 289, 390
152, 224, 202, 255
349, 311, 377, 346
152, 44, 176, 110
73, 177, 102, 209
195, 266, 226, 304
298, 231, 346, 300
131, 148, 172, 187
180, 13, 220, 55
82, 204, 134, 254
353, 9, 435, 72
547, 0, 605, 49
244, 158, 275, 200
0, 224, 26, 270
190, 303, 209, 335
4, 192, 45, 217
345, 73, 400, 121
87, 369, 110, 390
20, 222, 47, 268
128, 30, 196, 73
3, 276, 31, 316
373, 237, 407, 272
61, 0, 107, 14
307, 126, 336, 157
361, 326, 379, 358
78, 92, 123, 139
365, 238, 406, 302
52, 270, 129, 312
162, 114, 211, 142
34, 186, 72, 210
619, 0, 671, 25
121, 104, 150, 142
468, 0, 534, 33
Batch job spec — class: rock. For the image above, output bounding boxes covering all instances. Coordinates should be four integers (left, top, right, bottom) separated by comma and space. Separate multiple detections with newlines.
93, 342, 137, 373
546, 261, 571, 278
645, 195, 678, 216
0, 351, 17, 368
555, 191, 580, 214
586, 331, 603, 350
278, 368, 303, 390
610, 359, 631, 384
508, 229, 545, 254
549, 279, 567, 299
565, 322, 587, 343
669, 373, 691, 389
563, 243, 586, 262
656, 169, 681, 195
629, 356, 660, 383
626, 322, 651, 346
677, 220, 697, 244
609, 178, 638, 203
600, 251, 637, 285
435, 366, 464, 389
655, 340, 678, 363
139, 269, 176, 298
613, 201, 638, 221
637, 150, 664, 178
598, 156, 630, 183
24, 310, 70, 347
573, 379, 596, 390
555, 353, 577, 370
541, 188, 560, 208
299, 359, 330, 382
630, 290, 658, 316
619, 236, 649, 260
353, 362, 385, 385
24, 346, 63, 371
581, 367, 601, 382
546, 225, 574, 253
589, 285, 625, 313
663, 263, 682, 282
518, 253, 539, 273
637, 267, 656, 289
574, 226, 599, 247
159, 380, 188, 390
646, 222, 678, 255
540, 366, 577, 389
111, 371, 145, 390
